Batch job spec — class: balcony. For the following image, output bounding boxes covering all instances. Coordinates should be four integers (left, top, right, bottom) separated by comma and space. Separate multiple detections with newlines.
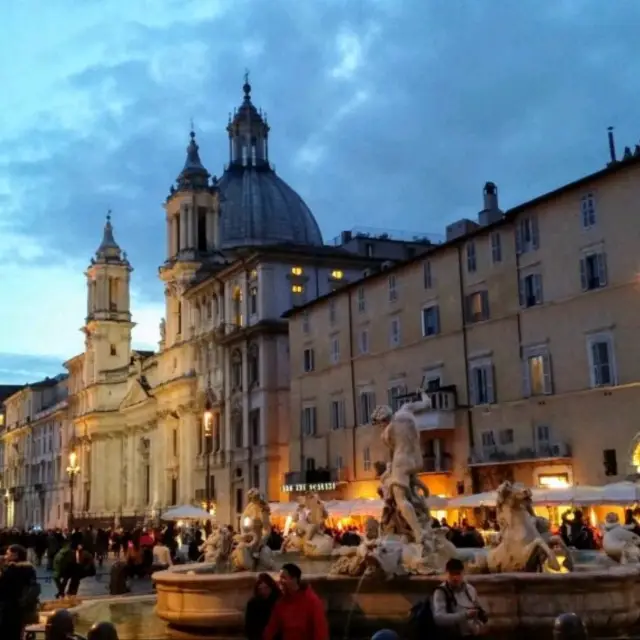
469, 442, 572, 466
422, 455, 453, 474
398, 385, 459, 432
282, 468, 346, 493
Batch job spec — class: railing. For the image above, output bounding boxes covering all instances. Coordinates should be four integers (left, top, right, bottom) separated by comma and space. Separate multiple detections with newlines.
422, 456, 453, 473
284, 468, 344, 486
330, 226, 443, 246
469, 442, 572, 465
397, 385, 459, 411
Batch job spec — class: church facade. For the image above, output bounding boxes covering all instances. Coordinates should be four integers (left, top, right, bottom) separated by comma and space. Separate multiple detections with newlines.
55, 79, 386, 528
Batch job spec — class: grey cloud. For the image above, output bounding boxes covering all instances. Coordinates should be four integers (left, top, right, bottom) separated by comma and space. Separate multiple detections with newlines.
2, 0, 640, 304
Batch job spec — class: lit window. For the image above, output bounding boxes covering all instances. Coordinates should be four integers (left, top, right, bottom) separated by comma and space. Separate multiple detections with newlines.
292, 284, 304, 294
250, 269, 258, 279
291, 266, 303, 276
331, 270, 344, 280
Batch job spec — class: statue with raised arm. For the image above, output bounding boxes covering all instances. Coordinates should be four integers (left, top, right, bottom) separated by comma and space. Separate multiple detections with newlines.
371, 394, 433, 546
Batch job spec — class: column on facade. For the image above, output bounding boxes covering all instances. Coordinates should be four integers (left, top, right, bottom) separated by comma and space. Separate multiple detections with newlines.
126, 432, 136, 509
90, 438, 106, 513
150, 427, 161, 509
223, 349, 232, 453
242, 343, 250, 448
166, 217, 172, 258
179, 412, 195, 503
179, 208, 187, 251
172, 216, 179, 255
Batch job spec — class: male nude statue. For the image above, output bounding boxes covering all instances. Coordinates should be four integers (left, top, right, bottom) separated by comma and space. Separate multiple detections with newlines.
371, 394, 433, 545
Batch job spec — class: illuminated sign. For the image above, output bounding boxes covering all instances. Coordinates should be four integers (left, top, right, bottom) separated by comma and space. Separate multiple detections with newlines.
281, 482, 338, 493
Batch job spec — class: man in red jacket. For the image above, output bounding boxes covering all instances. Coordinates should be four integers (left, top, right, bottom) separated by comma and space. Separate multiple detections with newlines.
263, 563, 329, 640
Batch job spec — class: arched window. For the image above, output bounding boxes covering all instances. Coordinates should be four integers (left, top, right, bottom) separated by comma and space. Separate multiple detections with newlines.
233, 411, 243, 449
231, 349, 242, 390
248, 343, 259, 386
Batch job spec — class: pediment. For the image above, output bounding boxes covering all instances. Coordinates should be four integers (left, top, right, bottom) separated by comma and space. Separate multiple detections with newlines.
120, 376, 154, 411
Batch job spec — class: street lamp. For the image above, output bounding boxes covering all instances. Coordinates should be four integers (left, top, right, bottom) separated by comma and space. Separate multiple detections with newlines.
203, 398, 213, 517
66, 449, 80, 530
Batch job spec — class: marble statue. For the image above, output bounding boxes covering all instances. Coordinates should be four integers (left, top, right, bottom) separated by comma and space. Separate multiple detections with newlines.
372, 394, 434, 545
281, 500, 309, 553
331, 396, 439, 577
299, 493, 335, 557
231, 488, 275, 572
602, 512, 640, 564
471, 481, 561, 573
159, 318, 166, 343
199, 525, 232, 570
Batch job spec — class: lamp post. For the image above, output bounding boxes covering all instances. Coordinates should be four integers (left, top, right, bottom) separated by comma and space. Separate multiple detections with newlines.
66, 449, 80, 530
203, 398, 213, 516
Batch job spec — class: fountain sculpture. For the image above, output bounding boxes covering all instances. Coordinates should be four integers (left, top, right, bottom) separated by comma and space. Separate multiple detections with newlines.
602, 511, 640, 564
153, 396, 640, 637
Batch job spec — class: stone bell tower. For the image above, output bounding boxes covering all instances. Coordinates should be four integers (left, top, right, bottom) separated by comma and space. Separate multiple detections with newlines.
83, 212, 134, 384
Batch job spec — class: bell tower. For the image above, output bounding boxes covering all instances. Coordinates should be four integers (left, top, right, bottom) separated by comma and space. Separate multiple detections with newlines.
160, 127, 220, 348
84, 212, 134, 384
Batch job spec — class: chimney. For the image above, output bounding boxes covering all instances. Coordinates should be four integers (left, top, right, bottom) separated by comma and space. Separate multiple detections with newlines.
607, 126, 617, 165
478, 182, 503, 226
483, 182, 499, 211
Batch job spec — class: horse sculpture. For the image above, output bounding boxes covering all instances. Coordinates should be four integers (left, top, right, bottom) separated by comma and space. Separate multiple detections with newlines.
473, 481, 561, 573
231, 488, 275, 572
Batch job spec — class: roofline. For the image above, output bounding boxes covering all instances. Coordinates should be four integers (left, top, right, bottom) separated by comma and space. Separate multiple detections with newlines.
283, 155, 640, 318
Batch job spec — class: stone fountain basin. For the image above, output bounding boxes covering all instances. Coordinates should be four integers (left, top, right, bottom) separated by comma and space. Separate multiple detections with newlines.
153, 563, 640, 637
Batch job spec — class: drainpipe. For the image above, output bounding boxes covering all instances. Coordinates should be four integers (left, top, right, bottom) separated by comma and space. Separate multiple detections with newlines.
347, 288, 358, 482
456, 245, 479, 494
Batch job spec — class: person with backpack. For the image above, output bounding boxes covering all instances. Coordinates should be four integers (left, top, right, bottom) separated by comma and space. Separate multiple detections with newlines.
0, 544, 40, 640
432, 558, 487, 637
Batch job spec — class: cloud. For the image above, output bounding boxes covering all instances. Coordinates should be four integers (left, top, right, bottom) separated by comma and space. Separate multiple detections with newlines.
1, 0, 640, 377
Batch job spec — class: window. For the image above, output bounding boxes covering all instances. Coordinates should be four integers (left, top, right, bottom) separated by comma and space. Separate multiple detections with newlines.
329, 300, 337, 324
231, 350, 242, 389
330, 399, 346, 430
423, 261, 432, 288
388, 275, 397, 302
110, 344, 117, 356
466, 242, 477, 273
249, 287, 258, 316
330, 337, 340, 364
252, 464, 260, 488
292, 284, 304, 294
303, 348, 315, 373
581, 193, 596, 229
331, 270, 344, 280
302, 311, 310, 334
291, 266, 303, 276
233, 414, 243, 448
464, 291, 490, 323
389, 317, 401, 347
519, 273, 543, 307
469, 360, 495, 405
515, 215, 540, 254
365, 243, 374, 257
491, 233, 502, 263
363, 447, 371, 472
580, 252, 607, 291
358, 391, 376, 425
523, 350, 553, 396
336, 455, 344, 471
536, 424, 550, 444
388, 385, 407, 411
421, 305, 440, 337
587, 332, 616, 387
358, 329, 369, 355
301, 406, 317, 436
248, 344, 259, 386
498, 428, 514, 445
481, 430, 496, 449
305, 457, 316, 471
357, 287, 366, 313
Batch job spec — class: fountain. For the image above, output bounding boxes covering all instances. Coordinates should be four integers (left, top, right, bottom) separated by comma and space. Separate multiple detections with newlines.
151, 395, 640, 637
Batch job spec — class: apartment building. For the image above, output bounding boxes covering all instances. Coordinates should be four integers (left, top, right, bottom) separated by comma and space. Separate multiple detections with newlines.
0, 375, 69, 528
285, 146, 640, 498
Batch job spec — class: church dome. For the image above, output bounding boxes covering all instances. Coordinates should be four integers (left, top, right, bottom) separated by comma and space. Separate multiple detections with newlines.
217, 76, 323, 248
217, 165, 323, 248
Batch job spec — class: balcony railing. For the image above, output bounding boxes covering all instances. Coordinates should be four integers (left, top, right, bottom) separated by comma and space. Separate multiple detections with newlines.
422, 456, 453, 473
397, 385, 459, 412
469, 442, 572, 466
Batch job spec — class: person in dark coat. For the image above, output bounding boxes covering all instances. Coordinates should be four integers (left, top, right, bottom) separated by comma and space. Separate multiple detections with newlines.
244, 572, 281, 640
0, 544, 40, 640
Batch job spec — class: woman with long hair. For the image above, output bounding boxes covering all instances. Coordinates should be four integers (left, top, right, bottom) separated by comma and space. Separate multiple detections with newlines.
244, 572, 280, 640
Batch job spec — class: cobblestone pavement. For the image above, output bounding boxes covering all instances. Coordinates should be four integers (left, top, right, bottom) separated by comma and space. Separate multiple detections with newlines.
34, 559, 154, 601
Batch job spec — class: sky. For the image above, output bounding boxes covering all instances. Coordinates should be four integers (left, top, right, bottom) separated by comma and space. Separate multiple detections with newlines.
0, 0, 639, 385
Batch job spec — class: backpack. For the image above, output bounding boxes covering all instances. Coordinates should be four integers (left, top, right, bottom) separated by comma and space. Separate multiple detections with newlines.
408, 584, 456, 639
